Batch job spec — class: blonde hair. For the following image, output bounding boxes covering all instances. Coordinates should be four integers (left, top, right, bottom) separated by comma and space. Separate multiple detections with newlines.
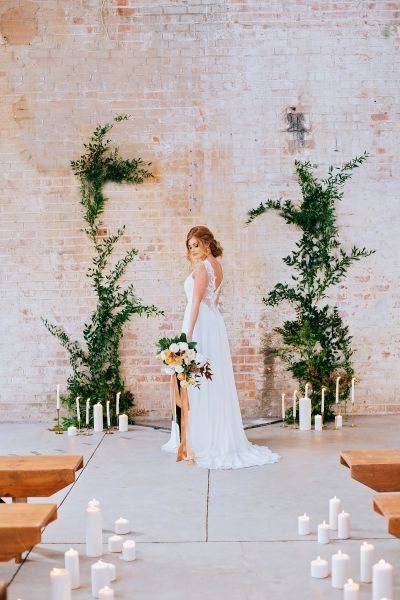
186, 226, 223, 262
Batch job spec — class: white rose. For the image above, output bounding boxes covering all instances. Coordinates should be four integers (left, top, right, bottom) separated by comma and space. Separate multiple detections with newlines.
183, 355, 191, 365
163, 366, 175, 375
169, 343, 179, 353
187, 349, 196, 361
178, 341, 189, 351
175, 365, 184, 373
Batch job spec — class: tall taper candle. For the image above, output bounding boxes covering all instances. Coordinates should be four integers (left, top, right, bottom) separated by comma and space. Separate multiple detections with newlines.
281, 393, 285, 420
360, 541, 374, 583
329, 496, 341, 530
86, 502, 103, 557
56, 384, 60, 410
321, 387, 326, 414
76, 396, 81, 425
351, 377, 355, 403
116, 392, 121, 417
106, 401, 110, 428
86, 398, 90, 426
335, 376, 341, 403
293, 390, 297, 420
64, 547, 80, 589
93, 402, 103, 433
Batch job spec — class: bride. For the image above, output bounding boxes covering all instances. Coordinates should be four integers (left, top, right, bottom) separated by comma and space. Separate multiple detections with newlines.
162, 225, 280, 469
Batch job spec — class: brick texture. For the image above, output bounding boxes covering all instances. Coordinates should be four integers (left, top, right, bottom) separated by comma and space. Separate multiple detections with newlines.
0, 1, 399, 421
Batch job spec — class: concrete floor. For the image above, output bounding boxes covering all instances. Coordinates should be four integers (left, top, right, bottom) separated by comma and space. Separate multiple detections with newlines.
0, 416, 399, 599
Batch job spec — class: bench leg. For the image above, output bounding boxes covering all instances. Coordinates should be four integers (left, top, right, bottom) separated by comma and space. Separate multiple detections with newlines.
13, 497, 27, 503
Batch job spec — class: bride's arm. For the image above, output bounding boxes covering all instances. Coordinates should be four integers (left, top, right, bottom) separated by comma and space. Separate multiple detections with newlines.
187, 263, 208, 342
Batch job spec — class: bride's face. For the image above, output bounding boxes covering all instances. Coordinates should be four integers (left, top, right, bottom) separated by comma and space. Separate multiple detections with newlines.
188, 237, 207, 262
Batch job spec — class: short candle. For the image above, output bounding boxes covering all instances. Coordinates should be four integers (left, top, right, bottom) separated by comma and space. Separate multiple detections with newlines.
108, 534, 123, 553
317, 520, 330, 544
310, 556, 329, 579
298, 513, 310, 535
122, 539, 136, 562
99, 586, 114, 599
338, 510, 351, 539
344, 578, 360, 600
115, 517, 130, 535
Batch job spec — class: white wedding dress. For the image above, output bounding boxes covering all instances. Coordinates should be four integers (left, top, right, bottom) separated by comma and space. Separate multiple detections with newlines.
162, 258, 280, 470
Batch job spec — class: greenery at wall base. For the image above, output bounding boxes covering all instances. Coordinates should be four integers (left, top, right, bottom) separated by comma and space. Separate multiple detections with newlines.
43, 115, 163, 427
247, 154, 374, 422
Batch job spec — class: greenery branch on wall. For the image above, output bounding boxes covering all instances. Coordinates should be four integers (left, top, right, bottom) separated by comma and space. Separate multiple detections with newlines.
247, 154, 374, 421
43, 115, 163, 427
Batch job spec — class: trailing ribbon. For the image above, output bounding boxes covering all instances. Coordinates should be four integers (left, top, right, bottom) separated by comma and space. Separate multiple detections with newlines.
170, 375, 192, 463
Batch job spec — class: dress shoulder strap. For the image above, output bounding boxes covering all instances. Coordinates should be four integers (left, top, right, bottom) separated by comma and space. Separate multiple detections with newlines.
202, 258, 215, 288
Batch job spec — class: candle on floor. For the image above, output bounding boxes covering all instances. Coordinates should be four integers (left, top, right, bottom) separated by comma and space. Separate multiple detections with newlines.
372, 559, 393, 600
332, 549, 351, 589
56, 384, 60, 410
317, 520, 330, 544
91, 560, 111, 598
360, 541, 375, 583
89, 498, 101, 508
93, 402, 103, 432
338, 510, 350, 539
86, 398, 90, 426
335, 376, 341, 403
86, 501, 103, 557
314, 415, 322, 431
335, 414, 343, 429
76, 396, 81, 425
99, 587, 114, 599
106, 401, 111, 428
108, 535, 123, 553
115, 517, 130, 535
344, 578, 360, 600
67, 426, 77, 437
116, 392, 121, 416
298, 513, 311, 535
64, 547, 80, 589
293, 389, 297, 420
310, 556, 329, 579
104, 562, 116, 582
321, 386, 326, 415
329, 496, 341, 530
122, 540, 136, 561
281, 393, 285, 420
299, 393, 311, 431
118, 414, 128, 432
50, 567, 71, 600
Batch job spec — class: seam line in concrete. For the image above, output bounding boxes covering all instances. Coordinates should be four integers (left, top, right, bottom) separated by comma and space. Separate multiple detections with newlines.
206, 469, 210, 542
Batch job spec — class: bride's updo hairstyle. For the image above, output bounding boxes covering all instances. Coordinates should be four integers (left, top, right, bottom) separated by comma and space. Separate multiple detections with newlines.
186, 226, 223, 262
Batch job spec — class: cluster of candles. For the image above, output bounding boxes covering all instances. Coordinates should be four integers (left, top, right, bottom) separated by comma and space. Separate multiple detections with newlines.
281, 376, 356, 430
49, 499, 136, 599
54, 387, 130, 435
298, 496, 394, 598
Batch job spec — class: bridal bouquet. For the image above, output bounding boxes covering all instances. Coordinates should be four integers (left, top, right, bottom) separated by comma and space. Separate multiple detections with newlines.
156, 332, 212, 388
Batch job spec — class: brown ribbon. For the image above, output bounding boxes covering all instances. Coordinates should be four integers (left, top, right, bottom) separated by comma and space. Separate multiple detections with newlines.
170, 375, 192, 463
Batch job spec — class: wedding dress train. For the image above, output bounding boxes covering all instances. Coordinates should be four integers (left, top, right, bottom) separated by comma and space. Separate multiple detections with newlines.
162, 258, 280, 470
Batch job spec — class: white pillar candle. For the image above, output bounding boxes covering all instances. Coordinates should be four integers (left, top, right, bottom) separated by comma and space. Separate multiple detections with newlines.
321, 387, 326, 414
64, 547, 80, 589
332, 549, 351, 589
298, 513, 310, 535
299, 396, 311, 431
118, 413, 128, 432
99, 586, 114, 599
360, 541, 375, 583
108, 535, 123, 553
329, 496, 342, 530
93, 402, 103, 432
104, 562, 116, 582
122, 539, 136, 561
317, 520, 330, 544
335, 414, 343, 429
56, 384, 61, 410
281, 393, 285, 420
116, 392, 121, 416
293, 390, 297, 420
76, 396, 81, 424
310, 556, 329, 578
50, 567, 71, 600
372, 559, 393, 600
86, 398, 90, 426
67, 426, 77, 437
344, 578, 360, 600
86, 503, 103, 557
336, 376, 341, 403
115, 517, 130, 535
106, 401, 110, 427
91, 560, 111, 598
338, 510, 350, 539
314, 415, 322, 431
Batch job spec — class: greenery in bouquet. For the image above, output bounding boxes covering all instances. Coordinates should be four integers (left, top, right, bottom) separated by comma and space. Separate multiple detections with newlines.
156, 333, 212, 388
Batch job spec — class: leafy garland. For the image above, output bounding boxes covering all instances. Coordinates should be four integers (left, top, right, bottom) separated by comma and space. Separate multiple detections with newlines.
247, 154, 374, 421
43, 115, 163, 426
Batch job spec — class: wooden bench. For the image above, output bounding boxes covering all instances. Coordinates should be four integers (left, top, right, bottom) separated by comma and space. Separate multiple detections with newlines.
373, 493, 400, 538
0, 455, 83, 502
340, 449, 400, 492
0, 581, 6, 600
0, 503, 57, 562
